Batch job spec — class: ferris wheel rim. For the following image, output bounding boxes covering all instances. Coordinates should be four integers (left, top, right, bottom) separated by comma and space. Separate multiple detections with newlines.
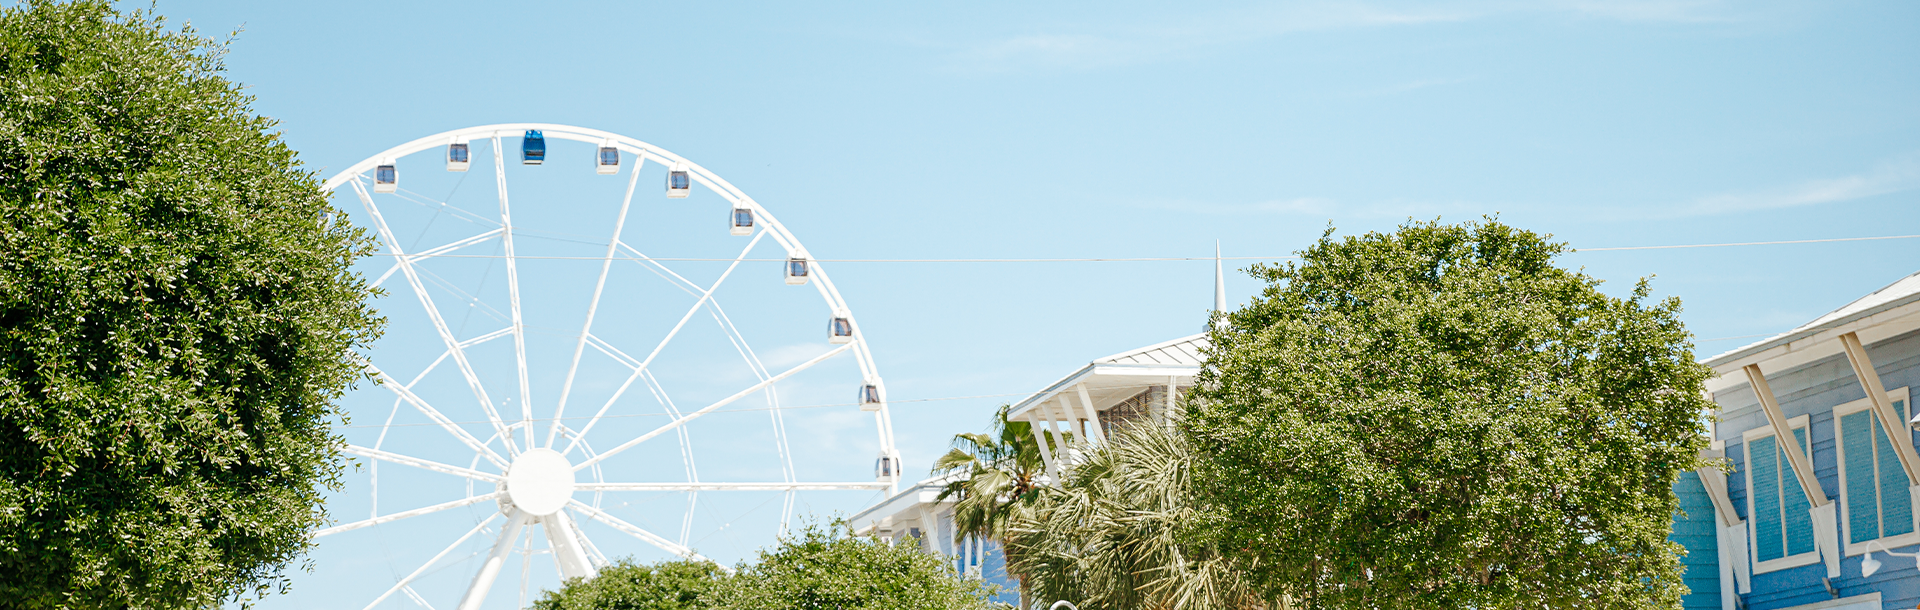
319, 123, 897, 462
316, 124, 902, 608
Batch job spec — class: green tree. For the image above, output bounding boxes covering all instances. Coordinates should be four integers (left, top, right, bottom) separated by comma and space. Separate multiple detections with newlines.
1186, 219, 1713, 608
531, 559, 729, 610
710, 521, 994, 610
1007, 415, 1273, 610
932, 404, 1054, 602
0, 1, 382, 607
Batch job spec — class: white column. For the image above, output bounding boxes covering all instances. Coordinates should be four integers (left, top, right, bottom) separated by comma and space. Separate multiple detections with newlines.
1039, 400, 1070, 464
1030, 418, 1060, 481
1076, 383, 1105, 444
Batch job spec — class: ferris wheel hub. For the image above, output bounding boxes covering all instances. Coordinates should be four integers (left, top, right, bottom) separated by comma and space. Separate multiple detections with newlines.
504, 448, 576, 516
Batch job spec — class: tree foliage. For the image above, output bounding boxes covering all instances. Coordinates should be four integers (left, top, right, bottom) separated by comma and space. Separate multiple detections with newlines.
0, 1, 382, 607
1185, 219, 1713, 608
531, 559, 729, 610
934, 406, 1050, 549
709, 522, 995, 610
1007, 416, 1272, 610
932, 405, 1054, 607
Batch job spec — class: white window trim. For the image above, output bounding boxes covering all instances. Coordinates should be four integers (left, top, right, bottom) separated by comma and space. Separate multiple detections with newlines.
1745, 414, 1820, 574
1833, 386, 1917, 556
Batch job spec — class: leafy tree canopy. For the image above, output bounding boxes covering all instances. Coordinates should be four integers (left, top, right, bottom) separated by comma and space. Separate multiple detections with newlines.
0, 1, 381, 607
709, 522, 995, 610
532, 559, 729, 610
1186, 219, 1712, 609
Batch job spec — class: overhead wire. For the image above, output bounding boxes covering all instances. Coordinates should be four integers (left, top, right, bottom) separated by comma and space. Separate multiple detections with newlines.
361, 232, 1920, 263
340, 391, 1039, 429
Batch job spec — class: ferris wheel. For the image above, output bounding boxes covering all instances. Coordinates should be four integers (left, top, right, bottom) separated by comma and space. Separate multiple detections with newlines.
312, 124, 900, 610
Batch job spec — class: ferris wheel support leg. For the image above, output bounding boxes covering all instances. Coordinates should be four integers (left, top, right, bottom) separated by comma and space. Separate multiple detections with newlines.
458, 509, 529, 610
541, 511, 600, 580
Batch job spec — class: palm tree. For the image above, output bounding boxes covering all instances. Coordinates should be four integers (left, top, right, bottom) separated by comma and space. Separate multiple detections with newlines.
1005, 415, 1279, 610
933, 405, 1061, 604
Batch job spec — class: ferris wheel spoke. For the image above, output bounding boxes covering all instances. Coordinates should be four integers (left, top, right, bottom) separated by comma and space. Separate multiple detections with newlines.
567, 500, 716, 564
704, 302, 796, 483
344, 444, 503, 483
490, 136, 535, 452
570, 343, 852, 472
614, 241, 703, 296
407, 227, 503, 261
549, 159, 644, 448
361, 359, 510, 470
583, 333, 641, 369
458, 326, 513, 349
559, 235, 765, 455
576, 482, 890, 491
457, 508, 529, 610
359, 514, 500, 610
637, 370, 699, 484
350, 180, 515, 455
541, 510, 599, 579
315, 491, 505, 538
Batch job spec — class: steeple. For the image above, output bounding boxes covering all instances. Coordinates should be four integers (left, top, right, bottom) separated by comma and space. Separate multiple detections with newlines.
1214, 240, 1227, 312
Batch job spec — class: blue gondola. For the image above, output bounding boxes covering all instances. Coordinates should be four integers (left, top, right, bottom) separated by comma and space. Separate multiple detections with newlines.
521, 130, 546, 165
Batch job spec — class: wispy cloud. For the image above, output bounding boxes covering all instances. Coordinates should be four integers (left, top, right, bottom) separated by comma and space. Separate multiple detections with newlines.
1545, 0, 1744, 23
1135, 197, 1489, 220
1669, 154, 1920, 217
945, 0, 1754, 72
945, 3, 1468, 72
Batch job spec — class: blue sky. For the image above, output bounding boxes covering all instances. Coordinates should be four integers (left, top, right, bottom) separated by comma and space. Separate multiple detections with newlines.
71, 0, 1920, 607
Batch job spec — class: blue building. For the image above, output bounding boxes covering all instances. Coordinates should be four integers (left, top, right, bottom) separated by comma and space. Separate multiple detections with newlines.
1684, 270, 1920, 610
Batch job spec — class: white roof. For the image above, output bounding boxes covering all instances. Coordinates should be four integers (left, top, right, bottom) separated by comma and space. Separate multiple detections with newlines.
1704, 270, 1920, 370
1007, 333, 1209, 421
848, 473, 960, 534
1092, 333, 1209, 366
1703, 269, 1920, 382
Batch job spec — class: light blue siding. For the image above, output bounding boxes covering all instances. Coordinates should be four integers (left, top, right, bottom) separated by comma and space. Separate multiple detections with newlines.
1672, 471, 1721, 610
1843, 409, 1879, 543
1785, 428, 1815, 557
1754, 435, 1784, 562
1880, 403, 1914, 538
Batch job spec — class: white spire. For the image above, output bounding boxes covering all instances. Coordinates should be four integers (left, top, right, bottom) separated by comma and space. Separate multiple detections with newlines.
1214, 240, 1227, 312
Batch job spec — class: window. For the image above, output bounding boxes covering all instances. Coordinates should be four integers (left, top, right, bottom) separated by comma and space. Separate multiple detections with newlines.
1837, 387, 1916, 555
1745, 415, 1819, 573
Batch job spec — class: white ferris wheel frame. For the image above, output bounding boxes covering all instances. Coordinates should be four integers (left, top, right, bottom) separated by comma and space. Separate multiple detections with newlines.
315, 123, 900, 610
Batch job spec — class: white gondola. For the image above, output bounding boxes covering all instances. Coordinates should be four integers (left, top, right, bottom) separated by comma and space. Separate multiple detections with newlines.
666, 164, 691, 198
785, 256, 809, 285
730, 205, 754, 236
373, 159, 397, 193
873, 453, 897, 481
596, 140, 620, 175
829, 316, 854, 344
445, 138, 470, 172
859, 383, 882, 412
